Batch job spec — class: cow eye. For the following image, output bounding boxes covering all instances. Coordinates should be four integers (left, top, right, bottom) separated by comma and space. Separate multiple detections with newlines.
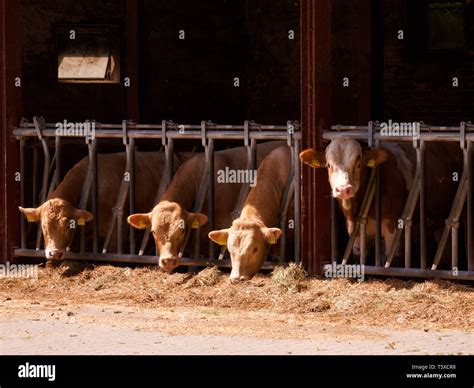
252, 247, 258, 253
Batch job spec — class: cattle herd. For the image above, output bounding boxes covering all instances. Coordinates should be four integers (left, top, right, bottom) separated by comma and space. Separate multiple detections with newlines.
19, 138, 466, 281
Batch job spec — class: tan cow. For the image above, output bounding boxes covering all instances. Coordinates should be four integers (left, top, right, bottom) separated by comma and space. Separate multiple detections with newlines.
19, 152, 185, 260
300, 139, 462, 264
209, 145, 293, 283
128, 141, 284, 271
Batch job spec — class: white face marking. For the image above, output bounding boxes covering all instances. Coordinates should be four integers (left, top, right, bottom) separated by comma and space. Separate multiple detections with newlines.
325, 139, 363, 199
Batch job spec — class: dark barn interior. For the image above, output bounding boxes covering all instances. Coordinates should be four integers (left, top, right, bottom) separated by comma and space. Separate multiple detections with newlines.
1, 0, 473, 279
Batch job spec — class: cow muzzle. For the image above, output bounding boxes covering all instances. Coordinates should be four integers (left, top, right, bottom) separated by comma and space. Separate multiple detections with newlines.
46, 249, 65, 260
229, 274, 249, 284
334, 185, 354, 199
159, 257, 178, 271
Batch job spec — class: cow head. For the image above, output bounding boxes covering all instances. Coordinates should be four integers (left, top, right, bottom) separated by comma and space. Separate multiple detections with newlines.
19, 199, 93, 260
209, 219, 281, 283
299, 139, 388, 201
128, 201, 208, 271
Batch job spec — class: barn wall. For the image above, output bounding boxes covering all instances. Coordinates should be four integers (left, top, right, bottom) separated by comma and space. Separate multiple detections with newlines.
21, 0, 127, 122
141, 0, 299, 124
383, 0, 474, 124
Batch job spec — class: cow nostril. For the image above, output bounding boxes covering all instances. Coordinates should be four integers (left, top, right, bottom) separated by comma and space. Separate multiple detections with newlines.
336, 186, 352, 196
161, 258, 177, 268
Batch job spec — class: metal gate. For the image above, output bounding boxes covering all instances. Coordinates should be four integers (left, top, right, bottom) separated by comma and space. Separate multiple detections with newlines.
323, 122, 473, 281
12, 117, 301, 269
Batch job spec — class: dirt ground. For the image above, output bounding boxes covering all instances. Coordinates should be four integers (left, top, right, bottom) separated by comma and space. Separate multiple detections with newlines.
1, 261, 473, 342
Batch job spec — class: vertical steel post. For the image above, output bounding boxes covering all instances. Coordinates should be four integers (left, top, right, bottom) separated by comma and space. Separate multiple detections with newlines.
294, 137, 301, 264
374, 139, 382, 267
129, 136, 136, 254
468, 138, 473, 272
419, 140, 427, 269
20, 138, 26, 249
90, 137, 99, 253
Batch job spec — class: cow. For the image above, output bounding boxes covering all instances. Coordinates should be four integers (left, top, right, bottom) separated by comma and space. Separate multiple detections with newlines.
19, 152, 187, 261
208, 145, 294, 283
299, 138, 462, 265
127, 141, 284, 272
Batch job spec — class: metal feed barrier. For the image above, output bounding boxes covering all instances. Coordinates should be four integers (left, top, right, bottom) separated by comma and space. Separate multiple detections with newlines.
12, 117, 301, 269
323, 122, 474, 281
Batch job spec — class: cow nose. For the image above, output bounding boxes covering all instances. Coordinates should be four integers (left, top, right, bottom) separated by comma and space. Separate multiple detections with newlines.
160, 258, 178, 269
48, 249, 64, 260
335, 185, 353, 197
229, 275, 248, 284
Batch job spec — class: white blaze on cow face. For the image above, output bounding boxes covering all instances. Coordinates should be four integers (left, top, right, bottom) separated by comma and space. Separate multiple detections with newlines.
209, 220, 281, 283
299, 139, 389, 201
128, 201, 207, 271
325, 139, 363, 200
19, 199, 93, 260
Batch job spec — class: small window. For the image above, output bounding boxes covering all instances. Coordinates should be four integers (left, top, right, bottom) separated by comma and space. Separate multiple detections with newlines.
57, 25, 120, 83
426, 1, 465, 51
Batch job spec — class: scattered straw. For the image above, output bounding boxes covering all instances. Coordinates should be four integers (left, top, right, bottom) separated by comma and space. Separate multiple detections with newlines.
1, 262, 473, 331
271, 263, 307, 293
184, 267, 222, 288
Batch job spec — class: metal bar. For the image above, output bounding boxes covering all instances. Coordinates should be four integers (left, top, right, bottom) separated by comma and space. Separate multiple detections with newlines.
15, 123, 300, 132
331, 197, 337, 263
207, 138, 215, 260
419, 141, 427, 269
323, 131, 474, 142
34, 117, 50, 250
360, 221, 367, 265
54, 136, 61, 190
452, 225, 458, 270
12, 128, 303, 141
374, 141, 382, 267
90, 138, 99, 253
19, 138, 26, 249
66, 162, 93, 253
294, 138, 301, 264
404, 221, 412, 268
329, 125, 466, 132
13, 248, 281, 270
128, 137, 136, 254
468, 140, 473, 272
32, 147, 39, 206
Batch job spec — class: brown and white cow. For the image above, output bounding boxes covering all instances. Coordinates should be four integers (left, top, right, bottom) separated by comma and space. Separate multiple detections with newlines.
300, 138, 462, 264
19, 152, 184, 260
128, 141, 284, 272
209, 145, 293, 283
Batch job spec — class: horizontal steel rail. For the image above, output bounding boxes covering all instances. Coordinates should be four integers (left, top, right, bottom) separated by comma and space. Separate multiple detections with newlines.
13, 248, 281, 270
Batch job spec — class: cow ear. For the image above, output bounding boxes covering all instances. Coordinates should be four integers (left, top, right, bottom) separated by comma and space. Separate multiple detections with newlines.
73, 209, 93, 226
127, 213, 151, 229
263, 227, 282, 245
299, 149, 326, 168
19, 206, 42, 223
364, 149, 388, 167
187, 212, 208, 229
208, 229, 229, 246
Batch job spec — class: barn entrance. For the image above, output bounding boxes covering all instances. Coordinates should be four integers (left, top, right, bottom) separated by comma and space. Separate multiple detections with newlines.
9, 0, 302, 269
